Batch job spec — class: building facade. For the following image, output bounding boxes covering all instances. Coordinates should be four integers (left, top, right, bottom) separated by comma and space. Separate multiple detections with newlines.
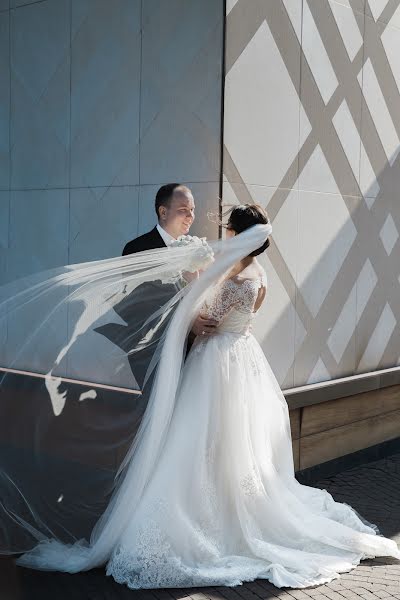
1, 0, 400, 396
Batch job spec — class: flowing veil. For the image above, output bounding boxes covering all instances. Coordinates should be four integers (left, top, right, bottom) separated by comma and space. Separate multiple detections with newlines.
0, 224, 272, 572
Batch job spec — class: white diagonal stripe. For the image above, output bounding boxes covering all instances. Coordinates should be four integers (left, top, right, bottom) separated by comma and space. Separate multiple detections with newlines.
327, 285, 356, 364
332, 100, 360, 186
328, 259, 377, 363
381, 21, 400, 98
302, 0, 339, 105
360, 143, 381, 207
380, 213, 399, 255
283, 0, 302, 43
226, 0, 239, 15
358, 58, 400, 166
332, 99, 380, 203
368, 0, 390, 22
307, 357, 331, 384
358, 302, 396, 372
356, 259, 378, 322
329, 0, 363, 62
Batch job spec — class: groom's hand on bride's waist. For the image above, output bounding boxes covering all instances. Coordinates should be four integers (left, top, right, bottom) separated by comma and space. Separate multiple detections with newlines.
191, 314, 218, 337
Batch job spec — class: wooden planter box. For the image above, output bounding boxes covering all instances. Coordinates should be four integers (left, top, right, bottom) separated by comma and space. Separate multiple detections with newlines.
286, 367, 400, 471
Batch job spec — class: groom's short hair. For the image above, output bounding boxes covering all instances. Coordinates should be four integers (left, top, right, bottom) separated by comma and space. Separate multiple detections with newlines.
155, 183, 191, 218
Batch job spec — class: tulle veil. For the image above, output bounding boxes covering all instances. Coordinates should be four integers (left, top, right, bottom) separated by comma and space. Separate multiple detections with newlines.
0, 223, 272, 571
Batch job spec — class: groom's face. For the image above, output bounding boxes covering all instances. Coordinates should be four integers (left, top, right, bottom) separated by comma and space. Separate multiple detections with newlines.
161, 192, 195, 238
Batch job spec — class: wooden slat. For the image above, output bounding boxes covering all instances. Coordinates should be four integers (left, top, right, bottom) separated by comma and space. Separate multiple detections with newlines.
292, 438, 300, 471
284, 365, 400, 409
289, 407, 301, 440
300, 408, 400, 469
301, 385, 400, 437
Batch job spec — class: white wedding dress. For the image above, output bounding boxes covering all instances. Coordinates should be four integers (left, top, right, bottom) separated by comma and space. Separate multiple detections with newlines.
105, 274, 400, 589
10, 226, 400, 588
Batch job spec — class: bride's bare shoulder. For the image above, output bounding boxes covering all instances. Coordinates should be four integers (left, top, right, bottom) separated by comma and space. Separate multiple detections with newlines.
227, 263, 267, 287
259, 267, 267, 288
253, 267, 267, 312
250, 258, 266, 284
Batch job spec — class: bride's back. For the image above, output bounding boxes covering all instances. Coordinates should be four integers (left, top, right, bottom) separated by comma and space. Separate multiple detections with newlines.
229, 261, 267, 314
204, 266, 267, 336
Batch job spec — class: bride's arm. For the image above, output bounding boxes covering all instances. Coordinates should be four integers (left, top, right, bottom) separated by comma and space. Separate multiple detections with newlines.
201, 280, 238, 324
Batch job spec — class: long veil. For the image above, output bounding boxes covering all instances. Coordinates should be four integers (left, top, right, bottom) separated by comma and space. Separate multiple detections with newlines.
0, 224, 272, 572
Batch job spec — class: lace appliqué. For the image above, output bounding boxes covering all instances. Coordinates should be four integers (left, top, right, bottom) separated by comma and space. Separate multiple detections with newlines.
228, 336, 263, 376
107, 519, 192, 589
107, 497, 194, 589
204, 277, 265, 324
107, 489, 225, 589
194, 483, 223, 558
248, 347, 263, 376
240, 471, 263, 497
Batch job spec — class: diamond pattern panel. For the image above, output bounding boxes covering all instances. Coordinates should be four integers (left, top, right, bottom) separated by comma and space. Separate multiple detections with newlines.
224, 0, 400, 386
380, 213, 399, 255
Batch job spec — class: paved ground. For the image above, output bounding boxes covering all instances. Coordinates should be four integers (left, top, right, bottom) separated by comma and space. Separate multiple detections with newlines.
1, 453, 400, 600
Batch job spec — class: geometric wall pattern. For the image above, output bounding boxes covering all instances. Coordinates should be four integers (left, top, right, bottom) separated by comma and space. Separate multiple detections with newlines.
224, 0, 400, 388
0, 0, 223, 278
1, 0, 400, 392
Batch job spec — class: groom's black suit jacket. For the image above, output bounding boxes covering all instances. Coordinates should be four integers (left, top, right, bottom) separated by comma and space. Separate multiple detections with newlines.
121, 224, 195, 366
122, 226, 166, 255
95, 226, 179, 395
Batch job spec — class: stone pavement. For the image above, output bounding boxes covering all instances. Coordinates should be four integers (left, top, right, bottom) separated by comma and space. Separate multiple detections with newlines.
1, 453, 399, 600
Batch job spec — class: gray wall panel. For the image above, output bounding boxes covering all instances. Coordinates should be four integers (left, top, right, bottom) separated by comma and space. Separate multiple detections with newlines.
0, 12, 9, 189
0, 192, 9, 285
140, 0, 222, 186
10, 0, 70, 189
69, 186, 139, 262
8, 189, 69, 280
70, 0, 141, 188
1, 0, 224, 287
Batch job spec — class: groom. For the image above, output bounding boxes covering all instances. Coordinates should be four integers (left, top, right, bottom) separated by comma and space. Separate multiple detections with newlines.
123, 183, 194, 254
122, 183, 217, 338
96, 184, 217, 391
93, 184, 217, 463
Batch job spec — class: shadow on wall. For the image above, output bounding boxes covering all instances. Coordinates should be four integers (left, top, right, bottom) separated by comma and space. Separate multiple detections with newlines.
256, 149, 400, 390
223, 0, 400, 389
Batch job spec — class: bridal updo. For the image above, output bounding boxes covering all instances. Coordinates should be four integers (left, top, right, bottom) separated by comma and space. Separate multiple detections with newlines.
226, 204, 270, 257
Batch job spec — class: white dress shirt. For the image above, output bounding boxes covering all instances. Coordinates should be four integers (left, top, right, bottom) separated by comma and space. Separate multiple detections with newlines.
156, 224, 176, 246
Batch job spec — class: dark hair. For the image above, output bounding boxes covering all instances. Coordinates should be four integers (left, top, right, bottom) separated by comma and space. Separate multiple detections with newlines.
227, 204, 270, 257
155, 183, 190, 218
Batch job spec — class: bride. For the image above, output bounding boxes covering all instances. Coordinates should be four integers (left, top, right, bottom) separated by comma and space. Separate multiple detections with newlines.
1, 204, 399, 589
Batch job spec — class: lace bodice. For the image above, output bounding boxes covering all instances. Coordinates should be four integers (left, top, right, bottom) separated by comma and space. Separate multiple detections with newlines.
203, 276, 267, 336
